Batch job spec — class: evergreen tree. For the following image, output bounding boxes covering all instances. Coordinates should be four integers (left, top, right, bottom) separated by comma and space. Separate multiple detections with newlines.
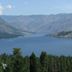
12, 48, 23, 72
40, 52, 48, 72
30, 53, 37, 72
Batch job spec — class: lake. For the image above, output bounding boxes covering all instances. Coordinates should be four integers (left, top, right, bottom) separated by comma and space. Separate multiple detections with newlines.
0, 36, 72, 56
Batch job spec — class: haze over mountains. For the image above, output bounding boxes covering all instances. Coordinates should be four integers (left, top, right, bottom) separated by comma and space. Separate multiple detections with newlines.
0, 17, 24, 38
1, 13, 72, 38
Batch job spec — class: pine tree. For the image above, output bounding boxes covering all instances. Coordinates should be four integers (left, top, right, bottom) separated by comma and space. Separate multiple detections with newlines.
30, 53, 37, 72
40, 52, 48, 72
12, 48, 23, 72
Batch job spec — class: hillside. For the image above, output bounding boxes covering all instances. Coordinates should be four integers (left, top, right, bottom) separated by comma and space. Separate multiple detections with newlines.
1, 13, 72, 37
54, 31, 72, 38
0, 17, 23, 38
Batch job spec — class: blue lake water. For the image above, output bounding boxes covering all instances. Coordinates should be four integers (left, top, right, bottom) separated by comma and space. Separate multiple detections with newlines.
0, 36, 72, 56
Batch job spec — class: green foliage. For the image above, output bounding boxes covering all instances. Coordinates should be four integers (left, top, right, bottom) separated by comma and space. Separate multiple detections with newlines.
0, 48, 72, 72
30, 53, 38, 72
12, 48, 23, 72
40, 52, 48, 72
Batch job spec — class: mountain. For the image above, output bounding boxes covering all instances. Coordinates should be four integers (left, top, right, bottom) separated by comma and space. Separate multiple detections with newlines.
53, 31, 72, 38
1, 15, 48, 32
1, 13, 72, 37
0, 17, 23, 38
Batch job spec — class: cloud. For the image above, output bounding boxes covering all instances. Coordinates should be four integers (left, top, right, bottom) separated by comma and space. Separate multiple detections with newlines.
0, 3, 14, 15
0, 4, 3, 15
7, 5, 13, 9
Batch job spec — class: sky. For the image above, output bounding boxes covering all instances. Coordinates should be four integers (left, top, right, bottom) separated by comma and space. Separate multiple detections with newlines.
0, 0, 72, 15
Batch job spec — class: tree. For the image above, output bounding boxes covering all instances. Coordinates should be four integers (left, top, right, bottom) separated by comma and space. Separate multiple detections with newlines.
12, 48, 23, 72
30, 53, 38, 72
23, 56, 30, 72
40, 52, 48, 72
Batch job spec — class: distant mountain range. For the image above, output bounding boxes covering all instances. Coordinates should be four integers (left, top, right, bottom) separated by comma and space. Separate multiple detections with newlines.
1, 13, 72, 38
0, 17, 24, 38
53, 31, 72, 38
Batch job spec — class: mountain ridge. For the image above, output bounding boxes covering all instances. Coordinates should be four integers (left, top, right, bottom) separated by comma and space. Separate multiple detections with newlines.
0, 17, 24, 38
1, 13, 72, 38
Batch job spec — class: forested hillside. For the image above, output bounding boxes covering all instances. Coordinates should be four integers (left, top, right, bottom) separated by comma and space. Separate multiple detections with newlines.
0, 48, 72, 72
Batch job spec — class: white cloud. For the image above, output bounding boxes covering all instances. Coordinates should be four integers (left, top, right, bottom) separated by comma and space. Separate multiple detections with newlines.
0, 3, 14, 15
0, 4, 3, 15
7, 5, 13, 9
